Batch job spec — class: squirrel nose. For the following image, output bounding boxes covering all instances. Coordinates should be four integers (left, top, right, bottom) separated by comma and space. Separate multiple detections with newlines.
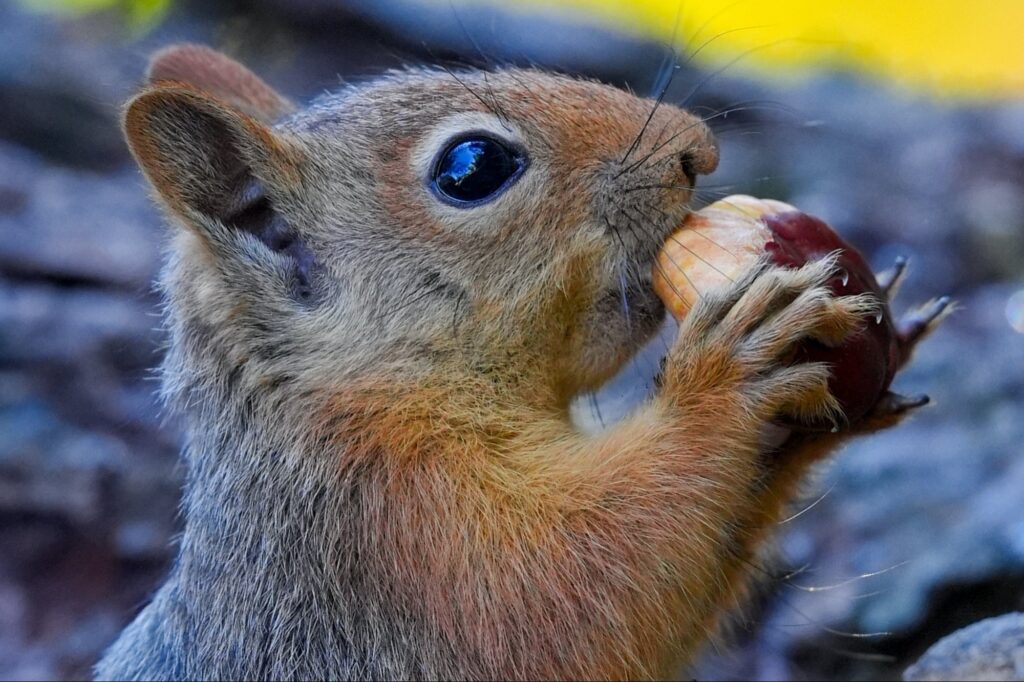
680, 153, 696, 186
686, 139, 720, 177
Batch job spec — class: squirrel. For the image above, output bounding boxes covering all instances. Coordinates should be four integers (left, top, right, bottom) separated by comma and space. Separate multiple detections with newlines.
95, 44, 946, 681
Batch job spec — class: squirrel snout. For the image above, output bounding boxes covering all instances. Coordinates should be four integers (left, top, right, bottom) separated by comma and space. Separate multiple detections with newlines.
680, 153, 697, 186
614, 106, 719, 187
689, 140, 720, 177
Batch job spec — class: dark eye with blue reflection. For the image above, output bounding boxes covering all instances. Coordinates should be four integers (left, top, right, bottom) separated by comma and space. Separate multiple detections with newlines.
432, 136, 527, 206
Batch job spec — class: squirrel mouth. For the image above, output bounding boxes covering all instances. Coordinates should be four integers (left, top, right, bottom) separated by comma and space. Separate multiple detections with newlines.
569, 274, 672, 432
604, 272, 664, 335
570, 312, 675, 432
568, 231, 678, 431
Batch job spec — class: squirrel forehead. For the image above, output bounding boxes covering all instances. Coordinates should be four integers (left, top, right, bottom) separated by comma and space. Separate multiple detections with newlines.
285, 69, 708, 160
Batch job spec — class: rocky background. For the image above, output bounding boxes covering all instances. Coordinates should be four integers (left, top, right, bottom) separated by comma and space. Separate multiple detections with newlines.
0, 1, 1021, 679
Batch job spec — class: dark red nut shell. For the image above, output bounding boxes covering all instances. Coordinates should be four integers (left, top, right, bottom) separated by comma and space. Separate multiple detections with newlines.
762, 211, 897, 428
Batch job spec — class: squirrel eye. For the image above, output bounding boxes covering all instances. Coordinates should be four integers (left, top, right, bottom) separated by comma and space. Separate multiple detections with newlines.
432, 136, 527, 206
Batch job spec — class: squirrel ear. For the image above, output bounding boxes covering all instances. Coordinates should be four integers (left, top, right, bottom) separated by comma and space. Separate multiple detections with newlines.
125, 85, 316, 298
147, 44, 294, 122
123, 84, 304, 235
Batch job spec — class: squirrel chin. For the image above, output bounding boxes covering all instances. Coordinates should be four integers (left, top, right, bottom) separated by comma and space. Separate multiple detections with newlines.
570, 311, 677, 434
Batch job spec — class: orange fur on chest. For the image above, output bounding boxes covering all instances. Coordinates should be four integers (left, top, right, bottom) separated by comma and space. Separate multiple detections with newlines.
310, 381, 752, 680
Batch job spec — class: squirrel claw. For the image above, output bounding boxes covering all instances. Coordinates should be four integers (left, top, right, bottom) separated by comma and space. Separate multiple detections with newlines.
854, 391, 930, 433
876, 255, 909, 299
857, 392, 930, 433
896, 295, 954, 365
875, 391, 929, 414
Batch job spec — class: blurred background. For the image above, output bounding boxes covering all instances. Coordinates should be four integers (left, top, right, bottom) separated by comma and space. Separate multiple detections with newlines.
0, 0, 1022, 679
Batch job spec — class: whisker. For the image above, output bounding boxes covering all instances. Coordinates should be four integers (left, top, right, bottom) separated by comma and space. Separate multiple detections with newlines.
689, 97, 803, 120
621, 57, 680, 165
620, 0, 686, 165
710, 195, 785, 218
649, 11, 685, 98
789, 562, 910, 593
617, 126, 694, 178
438, 9, 516, 133
449, 0, 496, 70
684, 0, 759, 49
652, 257, 693, 314
680, 37, 809, 107
622, 183, 692, 193
374, 283, 449, 325
602, 215, 639, 331
437, 63, 510, 129
618, 103, 766, 177
610, 219, 668, 394
778, 562, 814, 583
850, 589, 890, 601
813, 647, 897, 664
778, 482, 836, 525
445, 7, 519, 138
665, 232, 738, 281
681, 23, 773, 72
620, 102, 796, 177
589, 392, 605, 429
621, 202, 741, 278
713, 128, 767, 140
774, 621, 893, 639
687, 229, 744, 262
708, 122, 783, 141
642, 117, 682, 164
607, 209, 695, 314
497, 70, 555, 152
618, 266, 632, 332
618, 212, 702, 305
755, 570, 895, 639
721, 551, 899, 668
622, 182, 747, 195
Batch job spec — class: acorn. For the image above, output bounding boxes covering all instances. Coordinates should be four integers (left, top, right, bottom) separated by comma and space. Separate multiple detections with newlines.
653, 195, 903, 429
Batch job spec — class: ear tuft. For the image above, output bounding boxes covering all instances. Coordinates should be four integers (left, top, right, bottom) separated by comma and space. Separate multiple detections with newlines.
147, 44, 294, 123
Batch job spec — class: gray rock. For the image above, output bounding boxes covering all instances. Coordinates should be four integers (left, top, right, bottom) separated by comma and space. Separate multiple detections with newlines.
0, 143, 163, 290
0, 3, 137, 170
904, 612, 1024, 681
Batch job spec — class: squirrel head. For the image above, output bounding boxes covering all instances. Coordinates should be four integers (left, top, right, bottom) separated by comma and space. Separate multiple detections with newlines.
125, 45, 718, 411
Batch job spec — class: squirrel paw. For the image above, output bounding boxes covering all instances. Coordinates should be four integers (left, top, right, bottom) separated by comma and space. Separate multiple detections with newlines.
668, 256, 875, 428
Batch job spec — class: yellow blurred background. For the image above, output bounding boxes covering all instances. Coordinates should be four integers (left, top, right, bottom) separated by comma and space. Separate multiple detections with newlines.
454, 0, 1024, 98
22, 0, 1024, 97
